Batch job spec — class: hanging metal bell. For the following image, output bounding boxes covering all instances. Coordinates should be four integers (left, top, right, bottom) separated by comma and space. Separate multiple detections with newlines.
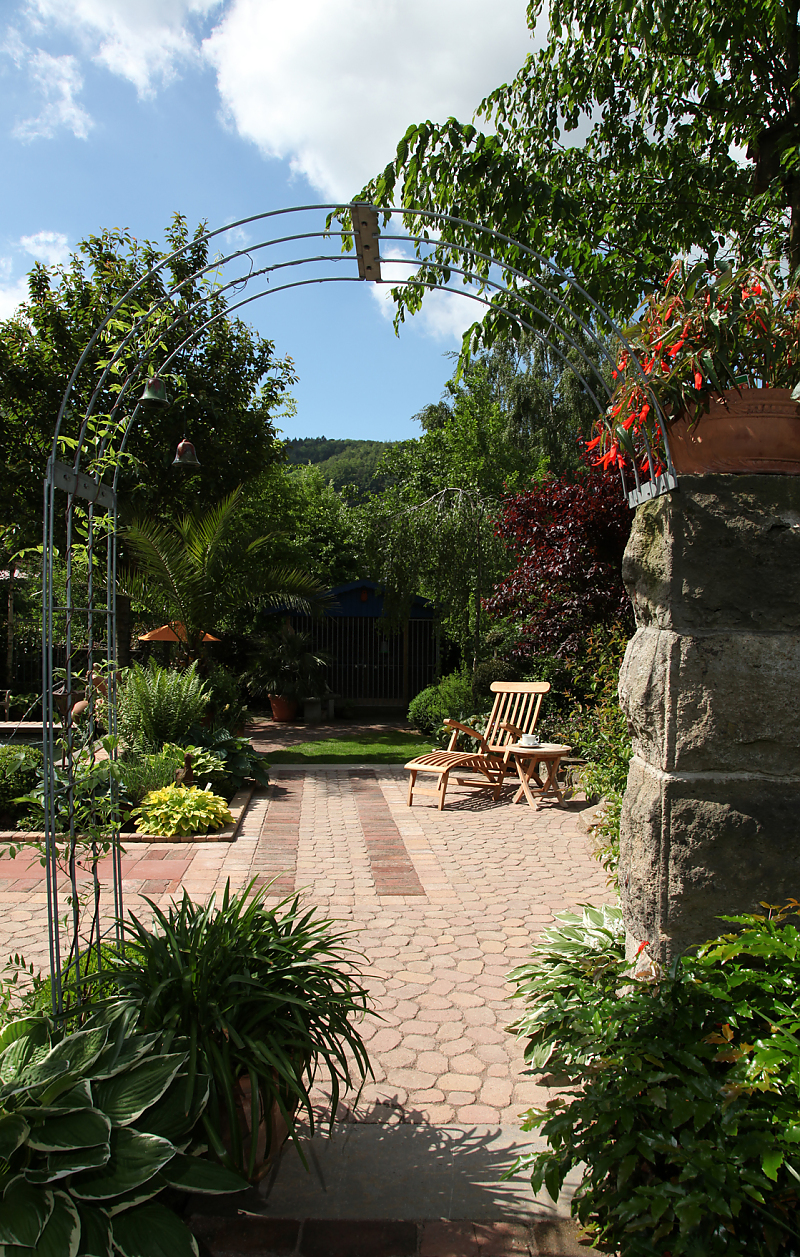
140, 376, 169, 406
172, 438, 201, 469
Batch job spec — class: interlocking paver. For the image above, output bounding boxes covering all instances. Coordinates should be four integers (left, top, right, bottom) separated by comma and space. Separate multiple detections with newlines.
0, 763, 611, 1127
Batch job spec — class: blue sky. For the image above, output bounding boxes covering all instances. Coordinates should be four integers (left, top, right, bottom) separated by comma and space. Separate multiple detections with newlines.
0, 0, 532, 443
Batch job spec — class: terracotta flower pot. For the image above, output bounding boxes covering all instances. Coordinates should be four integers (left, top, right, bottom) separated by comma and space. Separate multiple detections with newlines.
268, 694, 299, 721
219, 1074, 291, 1182
666, 388, 800, 474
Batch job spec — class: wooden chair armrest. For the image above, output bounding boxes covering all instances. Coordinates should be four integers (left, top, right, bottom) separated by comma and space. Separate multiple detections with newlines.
443, 718, 489, 754
499, 720, 525, 740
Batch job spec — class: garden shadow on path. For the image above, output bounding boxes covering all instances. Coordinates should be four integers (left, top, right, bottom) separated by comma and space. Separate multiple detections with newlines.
256, 1116, 577, 1222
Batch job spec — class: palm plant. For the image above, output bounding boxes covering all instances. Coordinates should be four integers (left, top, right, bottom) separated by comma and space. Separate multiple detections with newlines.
244, 625, 330, 701
121, 487, 326, 659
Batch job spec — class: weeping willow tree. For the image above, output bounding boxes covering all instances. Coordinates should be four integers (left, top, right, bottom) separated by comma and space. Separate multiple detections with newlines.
362, 485, 505, 674
357, 335, 602, 671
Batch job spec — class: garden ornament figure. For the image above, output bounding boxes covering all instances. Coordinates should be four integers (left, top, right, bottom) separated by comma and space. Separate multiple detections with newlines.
174, 752, 194, 787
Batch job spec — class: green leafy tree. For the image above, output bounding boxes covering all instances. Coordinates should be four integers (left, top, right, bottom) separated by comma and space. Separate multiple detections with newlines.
357, 0, 800, 342
359, 356, 528, 666
0, 214, 296, 546
236, 464, 364, 588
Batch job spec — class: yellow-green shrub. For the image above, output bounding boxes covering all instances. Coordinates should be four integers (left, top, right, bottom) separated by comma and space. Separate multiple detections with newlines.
133, 785, 233, 837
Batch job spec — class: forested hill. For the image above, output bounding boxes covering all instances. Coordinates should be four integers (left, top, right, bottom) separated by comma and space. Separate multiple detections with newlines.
283, 437, 395, 497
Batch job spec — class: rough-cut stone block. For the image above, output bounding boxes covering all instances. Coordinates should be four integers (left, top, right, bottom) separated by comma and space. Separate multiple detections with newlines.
619, 475, 800, 957
621, 756, 800, 959
620, 627, 800, 775
622, 474, 800, 632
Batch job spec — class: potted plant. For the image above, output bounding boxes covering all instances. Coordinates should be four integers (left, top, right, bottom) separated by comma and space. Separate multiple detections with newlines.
588, 259, 800, 475
244, 625, 330, 722
106, 878, 372, 1181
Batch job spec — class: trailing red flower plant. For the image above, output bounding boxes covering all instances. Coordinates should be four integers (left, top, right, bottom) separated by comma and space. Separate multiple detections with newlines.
588, 258, 800, 469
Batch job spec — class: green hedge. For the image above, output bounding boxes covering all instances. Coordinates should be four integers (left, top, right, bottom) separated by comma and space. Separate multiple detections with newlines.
407, 670, 475, 735
0, 744, 43, 825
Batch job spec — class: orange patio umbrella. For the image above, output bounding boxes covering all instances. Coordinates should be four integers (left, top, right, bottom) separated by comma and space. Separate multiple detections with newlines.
137, 623, 220, 642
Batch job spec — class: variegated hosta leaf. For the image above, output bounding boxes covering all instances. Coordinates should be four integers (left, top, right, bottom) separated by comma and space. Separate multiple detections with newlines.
159, 1153, 246, 1195
75, 1204, 112, 1257
28, 1109, 111, 1152
110, 1203, 198, 1257
0, 1177, 53, 1246
70, 1129, 176, 1200
102, 1176, 168, 1218
0, 1190, 80, 1257
25, 1030, 109, 1086
131, 1074, 209, 1143
44, 1143, 111, 1180
92, 1057, 184, 1128
91, 1035, 160, 1084
0, 1116, 29, 1162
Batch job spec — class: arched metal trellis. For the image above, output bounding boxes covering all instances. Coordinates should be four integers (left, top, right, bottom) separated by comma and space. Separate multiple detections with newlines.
41, 202, 679, 1012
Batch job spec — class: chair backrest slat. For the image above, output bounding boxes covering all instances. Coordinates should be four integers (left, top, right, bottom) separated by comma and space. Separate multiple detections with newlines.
483, 681, 549, 750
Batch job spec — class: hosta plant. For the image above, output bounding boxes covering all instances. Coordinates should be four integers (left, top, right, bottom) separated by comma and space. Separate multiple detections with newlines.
106, 880, 372, 1180
131, 786, 233, 838
0, 1003, 245, 1257
185, 728, 270, 793
508, 903, 625, 1071
119, 746, 229, 810
509, 902, 800, 1256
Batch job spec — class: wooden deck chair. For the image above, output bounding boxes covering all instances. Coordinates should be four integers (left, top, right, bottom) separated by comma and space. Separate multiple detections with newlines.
404, 681, 550, 810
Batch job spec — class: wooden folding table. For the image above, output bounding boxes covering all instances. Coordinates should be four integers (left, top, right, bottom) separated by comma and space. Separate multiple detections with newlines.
508, 743, 572, 809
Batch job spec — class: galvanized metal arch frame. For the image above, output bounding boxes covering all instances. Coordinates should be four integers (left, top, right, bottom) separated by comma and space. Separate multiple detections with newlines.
42, 202, 676, 1012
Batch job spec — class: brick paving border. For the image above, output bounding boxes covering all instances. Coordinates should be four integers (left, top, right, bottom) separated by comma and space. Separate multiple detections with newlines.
350, 770, 425, 897
191, 1213, 604, 1256
254, 774, 304, 896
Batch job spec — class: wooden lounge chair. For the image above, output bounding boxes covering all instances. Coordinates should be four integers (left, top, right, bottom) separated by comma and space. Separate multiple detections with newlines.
404, 680, 550, 810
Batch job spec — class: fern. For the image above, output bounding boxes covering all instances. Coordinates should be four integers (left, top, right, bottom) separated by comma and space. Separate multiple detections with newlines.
119, 660, 209, 751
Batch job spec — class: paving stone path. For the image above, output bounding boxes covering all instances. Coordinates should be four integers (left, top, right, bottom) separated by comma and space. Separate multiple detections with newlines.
0, 766, 611, 1128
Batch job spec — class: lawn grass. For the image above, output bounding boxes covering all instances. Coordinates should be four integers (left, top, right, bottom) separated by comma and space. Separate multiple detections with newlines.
268, 730, 436, 764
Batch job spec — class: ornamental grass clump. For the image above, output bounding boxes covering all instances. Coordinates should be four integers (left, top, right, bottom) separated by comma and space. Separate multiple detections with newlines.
132, 785, 233, 837
107, 879, 372, 1180
509, 902, 800, 1256
590, 258, 800, 471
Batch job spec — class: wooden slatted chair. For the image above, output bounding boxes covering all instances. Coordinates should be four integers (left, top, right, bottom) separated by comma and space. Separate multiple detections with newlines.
404, 680, 550, 810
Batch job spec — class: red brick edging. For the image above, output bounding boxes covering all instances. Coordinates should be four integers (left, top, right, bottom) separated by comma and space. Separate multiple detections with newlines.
253, 775, 303, 896
349, 770, 425, 897
190, 1214, 598, 1256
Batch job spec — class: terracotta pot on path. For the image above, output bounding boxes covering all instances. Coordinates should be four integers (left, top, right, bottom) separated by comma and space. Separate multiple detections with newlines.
667, 387, 800, 474
268, 694, 298, 722
220, 1075, 291, 1182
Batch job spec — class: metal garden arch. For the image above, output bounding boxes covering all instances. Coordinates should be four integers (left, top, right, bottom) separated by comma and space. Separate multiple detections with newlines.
41, 201, 678, 1011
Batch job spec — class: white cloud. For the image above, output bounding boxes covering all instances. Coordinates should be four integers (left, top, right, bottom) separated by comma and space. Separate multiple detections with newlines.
0, 258, 30, 321
203, 0, 532, 199
0, 231, 71, 320
371, 247, 483, 343
20, 230, 70, 266
12, 50, 92, 140
23, 0, 223, 97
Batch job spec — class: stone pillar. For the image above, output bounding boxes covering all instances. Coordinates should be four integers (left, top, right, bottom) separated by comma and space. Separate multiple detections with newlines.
618, 475, 800, 963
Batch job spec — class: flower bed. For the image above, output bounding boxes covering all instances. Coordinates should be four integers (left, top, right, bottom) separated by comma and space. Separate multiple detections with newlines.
0, 784, 255, 845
